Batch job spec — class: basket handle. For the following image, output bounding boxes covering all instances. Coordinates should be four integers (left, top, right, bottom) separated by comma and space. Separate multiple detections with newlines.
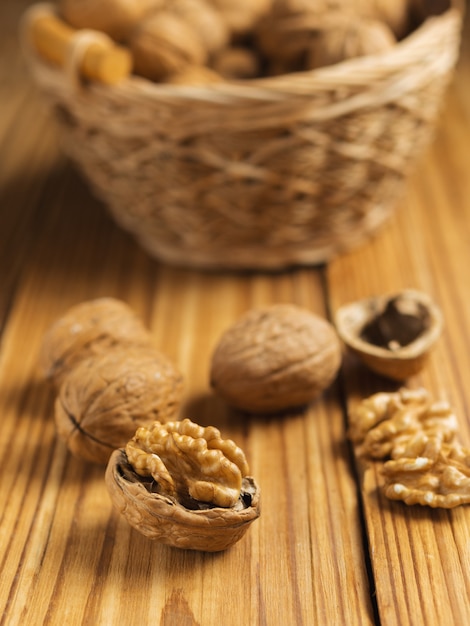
21, 3, 132, 85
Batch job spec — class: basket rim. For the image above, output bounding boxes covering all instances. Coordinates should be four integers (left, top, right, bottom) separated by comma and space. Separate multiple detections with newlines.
124, 4, 463, 96
25, 1, 464, 105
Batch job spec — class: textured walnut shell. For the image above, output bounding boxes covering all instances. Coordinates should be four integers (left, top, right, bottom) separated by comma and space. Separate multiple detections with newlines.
210, 304, 342, 414
170, 0, 230, 54
350, 0, 411, 40
59, 0, 163, 41
166, 65, 223, 85
40, 297, 152, 387
210, 0, 273, 35
211, 46, 262, 80
306, 14, 396, 70
55, 346, 184, 464
105, 449, 260, 551
129, 12, 208, 81
335, 290, 443, 380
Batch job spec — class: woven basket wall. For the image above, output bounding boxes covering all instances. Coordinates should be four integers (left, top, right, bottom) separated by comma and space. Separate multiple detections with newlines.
24, 2, 463, 270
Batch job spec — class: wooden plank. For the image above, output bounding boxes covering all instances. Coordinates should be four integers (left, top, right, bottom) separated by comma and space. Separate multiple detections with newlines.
327, 39, 470, 625
0, 261, 374, 625
1, 2, 470, 624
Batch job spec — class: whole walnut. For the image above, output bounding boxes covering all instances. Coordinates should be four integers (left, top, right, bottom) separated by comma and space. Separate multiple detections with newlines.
59, 0, 163, 41
356, 0, 412, 40
128, 11, 208, 81
55, 346, 184, 464
210, 304, 342, 414
170, 0, 230, 55
211, 46, 262, 80
166, 65, 223, 85
306, 14, 396, 70
209, 0, 273, 36
39, 297, 152, 387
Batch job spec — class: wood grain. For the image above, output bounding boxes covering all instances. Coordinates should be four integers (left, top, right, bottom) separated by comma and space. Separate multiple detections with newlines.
1, 2, 470, 625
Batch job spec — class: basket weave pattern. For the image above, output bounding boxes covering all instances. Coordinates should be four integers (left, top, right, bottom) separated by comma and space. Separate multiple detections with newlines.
26, 4, 463, 269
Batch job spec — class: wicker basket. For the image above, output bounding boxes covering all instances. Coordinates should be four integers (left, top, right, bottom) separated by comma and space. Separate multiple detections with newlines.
23, 2, 463, 270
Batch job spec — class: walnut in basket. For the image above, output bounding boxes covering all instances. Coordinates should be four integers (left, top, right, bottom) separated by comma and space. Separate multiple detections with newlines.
305, 13, 397, 71
209, 0, 274, 36
128, 11, 208, 81
355, 0, 412, 40
210, 304, 342, 414
170, 0, 230, 55
39, 297, 153, 387
59, 0, 163, 41
211, 45, 262, 80
105, 418, 260, 551
55, 346, 184, 464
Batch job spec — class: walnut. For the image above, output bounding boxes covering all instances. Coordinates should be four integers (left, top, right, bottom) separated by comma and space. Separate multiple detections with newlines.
209, 0, 273, 36
211, 46, 262, 80
356, 0, 412, 40
55, 346, 184, 464
305, 14, 396, 71
126, 418, 249, 507
105, 419, 260, 551
128, 11, 208, 82
210, 304, 342, 414
58, 0, 163, 41
382, 438, 470, 509
335, 290, 443, 380
40, 298, 153, 387
349, 388, 458, 460
166, 65, 223, 86
170, 0, 230, 55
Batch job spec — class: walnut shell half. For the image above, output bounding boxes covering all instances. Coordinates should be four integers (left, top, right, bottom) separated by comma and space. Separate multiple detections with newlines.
105, 448, 260, 551
335, 290, 443, 380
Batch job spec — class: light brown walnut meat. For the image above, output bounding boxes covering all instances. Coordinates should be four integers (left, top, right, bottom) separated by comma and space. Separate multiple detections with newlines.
382, 437, 470, 509
105, 418, 260, 551
55, 346, 184, 464
126, 418, 249, 507
40, 297, 152, 387
349, 388, 458, 459
210, 304, 342, 414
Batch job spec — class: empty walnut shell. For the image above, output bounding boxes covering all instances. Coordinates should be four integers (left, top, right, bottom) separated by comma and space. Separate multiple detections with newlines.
40, 297, 152, 387
105, 448, 260, 551
55, 346, 184, 464
335, 290, 443, 380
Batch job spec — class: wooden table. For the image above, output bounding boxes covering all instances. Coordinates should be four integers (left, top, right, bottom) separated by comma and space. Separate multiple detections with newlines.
2, 2, 470, 625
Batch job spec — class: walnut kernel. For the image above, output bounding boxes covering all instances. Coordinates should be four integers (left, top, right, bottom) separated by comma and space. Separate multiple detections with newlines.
105, 418, 260, 551
126, 418, 249, 507
382, 438, 470, 509
349, 388, 458, 459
